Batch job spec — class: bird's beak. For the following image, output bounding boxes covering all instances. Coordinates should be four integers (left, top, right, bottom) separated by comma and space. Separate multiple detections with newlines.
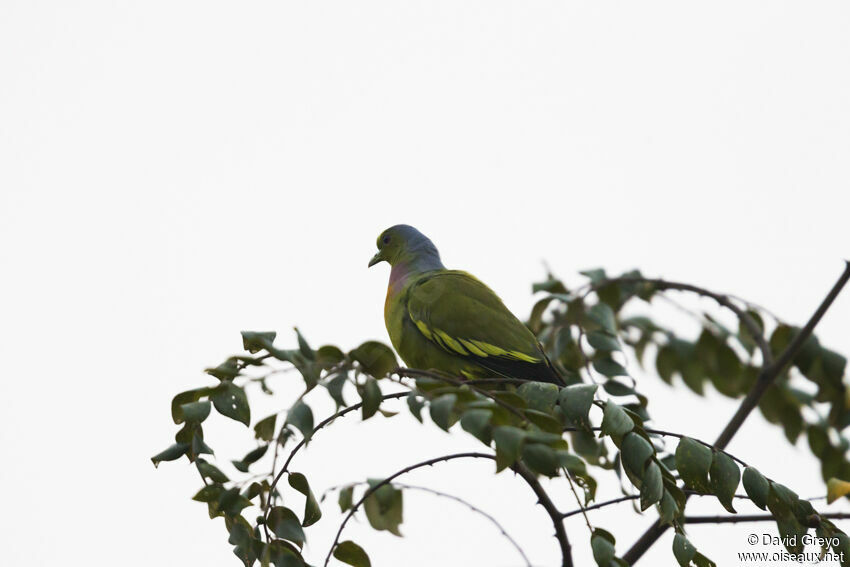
368, 251, 384, 268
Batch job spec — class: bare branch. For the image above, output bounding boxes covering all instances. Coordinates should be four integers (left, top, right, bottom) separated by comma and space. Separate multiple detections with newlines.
262, 391, 408, 542
562, 491, 756, 519
323, 453, 574, 567
684, 512, 850, 525
394, 483, 533, 567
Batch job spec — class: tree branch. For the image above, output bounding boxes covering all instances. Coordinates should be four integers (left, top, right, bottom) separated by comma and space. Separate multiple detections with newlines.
714, 261, 850, 451
394, 483, 533, 567
586, 277, 773, 366
511, 461, 573, 567
262, 391, 408, 542
323, 452, 574, 567
562, 491, 755, 519
622, 262, 850, 565
684, 512, 850, 525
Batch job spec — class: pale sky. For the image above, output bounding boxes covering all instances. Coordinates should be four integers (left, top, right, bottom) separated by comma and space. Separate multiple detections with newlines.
2, 2, 849, 566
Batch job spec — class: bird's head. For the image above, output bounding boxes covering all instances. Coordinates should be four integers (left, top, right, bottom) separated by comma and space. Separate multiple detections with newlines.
368, 224, 444, 271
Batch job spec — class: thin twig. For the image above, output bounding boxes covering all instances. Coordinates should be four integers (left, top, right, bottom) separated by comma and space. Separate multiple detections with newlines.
562, 491, 757, 519
323, 453, 573, 567
585, 277, 773, 367
319, 481, 533, 567
262, 391, 408, 542
563, 467, 593, 532
395, 483, 533, 567
684, 512, 850, 525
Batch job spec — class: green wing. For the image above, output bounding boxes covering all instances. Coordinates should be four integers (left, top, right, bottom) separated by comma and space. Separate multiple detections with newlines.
405, 270, 546, 366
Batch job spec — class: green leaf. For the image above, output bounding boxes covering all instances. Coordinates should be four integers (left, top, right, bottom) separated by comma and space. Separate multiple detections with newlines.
742, 467, 769, 510
709, 451, 740, 513
429, 394, 457, 431
532, 276, 568, 294
621, 433, 654, 478
406, 393, 424, 422
338, 485, 354, 512
364, 481, 403, 536
212, 382, 251, 426
493, 426, 526, 471
588, 302, 617, 335
327, 372, 348, 407
241, 331, 277, 354
558, 384, 598, 425
827, 477, 850, 504
675, 437, 712, 493
191, 431, 214, 458
766, 483, 806, 554
460, 408, 492, 444
591, 528, 617, 566
673, 533, 697, 567
262, 539, 305, 567
655, 345, 677, 384
294, 327, 315, 360
232, 444, 269, 473
193, 483, 223, 503
640, 461, 664, 510
286, 402, 314, 441
517, 382, 560, 411
151, 443, 189, 467
316, 344, 345, 369
581, 268, 608, 283
600, 401, 633, 437
737, 310, 765, 354
333, 541, 371, 567
587, 330, 621, 351
360, 376, 382, 419
522, 443, 560, 477
205, 360, 241, 381
171, 388, 213, 424
196, 458, 229, 483
218, 487, 253, 517
288, 472, 322, 527
267, 506, 306, 547
180, 400, 211, 423
350, 341, 397, 378
254, 414, 277, 442
658, 490, 680, 525
593, 357, 628, 377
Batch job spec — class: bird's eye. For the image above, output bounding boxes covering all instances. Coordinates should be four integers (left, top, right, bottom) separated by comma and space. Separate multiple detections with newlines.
382, 236, 391, 245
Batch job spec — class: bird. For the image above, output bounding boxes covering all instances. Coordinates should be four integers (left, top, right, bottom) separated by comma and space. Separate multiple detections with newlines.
368, 224, 564, 385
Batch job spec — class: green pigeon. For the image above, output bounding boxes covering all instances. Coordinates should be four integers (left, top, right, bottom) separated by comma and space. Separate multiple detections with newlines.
368, 224, 564, 385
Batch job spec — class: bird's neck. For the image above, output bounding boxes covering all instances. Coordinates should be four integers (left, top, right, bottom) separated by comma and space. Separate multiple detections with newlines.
387, 255, 444, 295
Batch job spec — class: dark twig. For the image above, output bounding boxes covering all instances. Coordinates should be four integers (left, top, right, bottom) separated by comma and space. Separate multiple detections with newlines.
323, 453, 573, 567
561, 491, 755, 519
262, 391, 408, 542
586, 277, 773, 367
511, 461, 573, 567
623, 263, 850, 565
395, 483, 533, 567
714, 261, 850, 451
684, 512, 850, 525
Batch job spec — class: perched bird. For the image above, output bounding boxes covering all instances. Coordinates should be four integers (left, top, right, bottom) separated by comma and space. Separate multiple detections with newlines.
368, 224, 564, 385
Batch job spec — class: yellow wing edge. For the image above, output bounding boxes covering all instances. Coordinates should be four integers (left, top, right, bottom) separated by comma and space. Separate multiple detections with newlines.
412, 315, 541, 363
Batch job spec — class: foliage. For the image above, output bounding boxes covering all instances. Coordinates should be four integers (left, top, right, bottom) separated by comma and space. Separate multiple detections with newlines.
153, 267, 850, 567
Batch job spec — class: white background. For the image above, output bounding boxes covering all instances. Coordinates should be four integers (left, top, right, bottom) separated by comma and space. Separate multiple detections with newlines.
2, 1, 849, 566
